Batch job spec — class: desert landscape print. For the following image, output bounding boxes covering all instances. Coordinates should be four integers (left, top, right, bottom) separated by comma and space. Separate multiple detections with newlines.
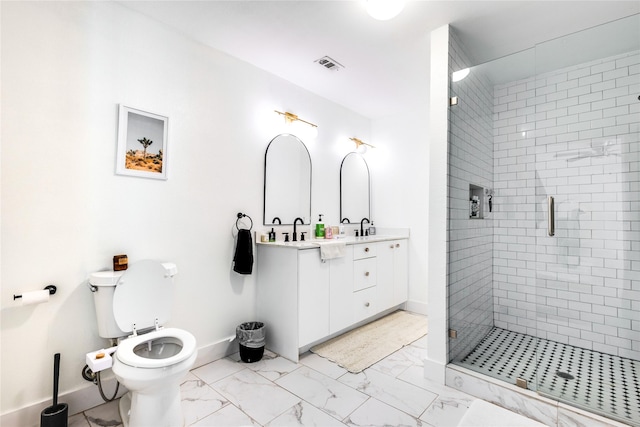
124, 110, 166, 174
125, 137, 163, 173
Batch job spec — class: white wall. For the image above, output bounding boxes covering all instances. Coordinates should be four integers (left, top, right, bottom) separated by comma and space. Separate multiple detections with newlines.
371, 109, 429, 312
424, 24, 450, 383
0, 1, 373, 417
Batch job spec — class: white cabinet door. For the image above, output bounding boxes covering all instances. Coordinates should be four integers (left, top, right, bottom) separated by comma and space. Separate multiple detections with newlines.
392, 240, 408, 305
376, 240, 409, 309
329, 246, 354, 334
376, 241, 395, 310
298, 249, 330, 347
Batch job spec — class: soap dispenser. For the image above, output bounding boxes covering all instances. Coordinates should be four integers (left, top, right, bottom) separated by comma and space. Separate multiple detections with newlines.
315, 214, 325, 239
268, 228, 276, 242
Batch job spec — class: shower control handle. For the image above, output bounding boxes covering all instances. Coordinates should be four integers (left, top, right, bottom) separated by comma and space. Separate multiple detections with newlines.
548, 196, 555, 237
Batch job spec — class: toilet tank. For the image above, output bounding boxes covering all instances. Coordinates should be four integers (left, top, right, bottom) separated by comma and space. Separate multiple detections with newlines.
89, 270, 126, 339
88, 262, 178, 339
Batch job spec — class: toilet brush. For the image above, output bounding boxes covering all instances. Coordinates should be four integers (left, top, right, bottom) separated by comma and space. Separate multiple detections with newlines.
40, 353, 68, 427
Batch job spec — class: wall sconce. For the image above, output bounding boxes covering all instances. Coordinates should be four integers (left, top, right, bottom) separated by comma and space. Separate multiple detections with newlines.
350, 137, 375, 154
274, 110, 317, 128
274, 110, 318, 138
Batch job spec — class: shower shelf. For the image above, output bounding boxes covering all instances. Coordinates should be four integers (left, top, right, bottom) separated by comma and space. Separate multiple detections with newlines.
469, 184, 484, 219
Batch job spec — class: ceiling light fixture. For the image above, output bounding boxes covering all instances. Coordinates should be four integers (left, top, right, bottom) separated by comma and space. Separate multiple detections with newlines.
365, 0, 405, 21
350, 137, 375, 154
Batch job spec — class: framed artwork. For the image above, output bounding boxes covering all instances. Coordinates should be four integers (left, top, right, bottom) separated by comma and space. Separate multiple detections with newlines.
116, 105, 169, 180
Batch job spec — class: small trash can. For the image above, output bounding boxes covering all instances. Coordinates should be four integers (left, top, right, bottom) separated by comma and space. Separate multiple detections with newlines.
236, 321, 265, 363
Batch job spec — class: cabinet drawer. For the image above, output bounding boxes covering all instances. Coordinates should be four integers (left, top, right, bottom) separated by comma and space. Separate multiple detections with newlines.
353, 258, 376, 291
353, 243, 376, 260
353, 287, 377, 322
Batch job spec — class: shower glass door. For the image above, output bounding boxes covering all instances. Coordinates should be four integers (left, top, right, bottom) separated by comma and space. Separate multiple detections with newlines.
533, 15, 640, 425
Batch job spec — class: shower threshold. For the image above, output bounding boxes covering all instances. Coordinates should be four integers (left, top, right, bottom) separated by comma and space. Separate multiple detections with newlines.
456, 327, 639, 426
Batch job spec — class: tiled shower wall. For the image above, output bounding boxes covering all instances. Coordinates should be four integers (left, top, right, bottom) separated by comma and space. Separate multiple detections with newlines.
493, 50, 640, 360
447, 28, 495, 362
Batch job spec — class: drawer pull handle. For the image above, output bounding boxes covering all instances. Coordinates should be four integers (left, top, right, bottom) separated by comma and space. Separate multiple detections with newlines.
365, 302, 370, 307
395, 244, 400, 248
364, 247, 370, 252
390, 244, 394, 248
365, 271, 370, 277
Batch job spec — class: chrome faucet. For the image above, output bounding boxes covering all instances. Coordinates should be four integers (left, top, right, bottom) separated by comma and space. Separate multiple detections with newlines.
360, 217, 370, 237
293, 217, 304, 241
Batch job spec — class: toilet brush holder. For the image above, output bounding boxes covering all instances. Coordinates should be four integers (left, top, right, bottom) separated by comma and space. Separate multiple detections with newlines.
41, 353, 68, 427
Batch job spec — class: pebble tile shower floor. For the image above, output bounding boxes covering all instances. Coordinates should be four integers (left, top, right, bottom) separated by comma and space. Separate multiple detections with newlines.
459, 327, 640, 426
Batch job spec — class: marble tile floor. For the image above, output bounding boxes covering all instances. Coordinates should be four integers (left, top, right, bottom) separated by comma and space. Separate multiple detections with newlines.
69, 335, 542, 427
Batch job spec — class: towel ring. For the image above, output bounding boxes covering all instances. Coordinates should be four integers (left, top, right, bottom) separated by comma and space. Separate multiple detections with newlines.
236, 212, 253, 231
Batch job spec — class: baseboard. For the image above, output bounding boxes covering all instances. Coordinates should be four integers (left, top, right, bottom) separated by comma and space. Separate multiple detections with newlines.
0, 338, 238, 427
404, 299, 427, 315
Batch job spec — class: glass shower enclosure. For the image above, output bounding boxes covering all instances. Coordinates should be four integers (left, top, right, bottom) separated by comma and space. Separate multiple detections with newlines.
447, 14, 639, 426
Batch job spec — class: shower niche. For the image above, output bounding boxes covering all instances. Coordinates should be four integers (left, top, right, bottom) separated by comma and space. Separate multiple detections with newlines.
468, 184, 484, 219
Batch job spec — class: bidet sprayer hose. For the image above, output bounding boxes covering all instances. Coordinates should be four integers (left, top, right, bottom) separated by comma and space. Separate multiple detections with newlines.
97, 370, 120, 402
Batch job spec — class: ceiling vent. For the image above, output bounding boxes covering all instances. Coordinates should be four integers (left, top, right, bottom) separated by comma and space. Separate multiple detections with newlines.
314, 56, 345, 72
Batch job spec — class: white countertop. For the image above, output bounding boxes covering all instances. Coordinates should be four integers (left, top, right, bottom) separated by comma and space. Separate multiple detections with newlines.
256, 234, 408, 249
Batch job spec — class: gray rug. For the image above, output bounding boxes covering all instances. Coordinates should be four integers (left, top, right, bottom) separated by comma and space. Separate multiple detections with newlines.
310, 310, 428, 373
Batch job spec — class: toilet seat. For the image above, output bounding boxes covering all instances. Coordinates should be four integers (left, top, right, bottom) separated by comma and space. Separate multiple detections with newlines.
116, 328, 196, 369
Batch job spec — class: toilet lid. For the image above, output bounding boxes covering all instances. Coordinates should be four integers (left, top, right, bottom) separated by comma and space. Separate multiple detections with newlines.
113, 260, 173, 333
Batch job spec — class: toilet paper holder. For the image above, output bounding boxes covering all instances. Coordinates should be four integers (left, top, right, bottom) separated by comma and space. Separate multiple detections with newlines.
13, 284, 57, 300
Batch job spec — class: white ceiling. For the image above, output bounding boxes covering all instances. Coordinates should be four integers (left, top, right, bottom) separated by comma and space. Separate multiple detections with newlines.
121, 1, 640, 119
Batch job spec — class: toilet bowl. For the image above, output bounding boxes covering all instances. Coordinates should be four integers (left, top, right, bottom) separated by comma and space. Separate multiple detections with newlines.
89, 260, 197, 427
112, 328, 197, 427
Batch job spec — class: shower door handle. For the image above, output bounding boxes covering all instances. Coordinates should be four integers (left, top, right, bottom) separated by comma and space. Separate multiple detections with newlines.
548, 196, 555, 236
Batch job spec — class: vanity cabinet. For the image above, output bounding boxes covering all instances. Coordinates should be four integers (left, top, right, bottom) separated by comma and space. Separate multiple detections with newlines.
256, 237, 408, 362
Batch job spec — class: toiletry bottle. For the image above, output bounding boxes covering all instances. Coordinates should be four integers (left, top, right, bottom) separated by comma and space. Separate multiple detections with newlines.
315, 214, 325, 238
369, 221, 376, 235
470, 196, 479, 218
325, 225, 333, 239
268, 228, 276, 242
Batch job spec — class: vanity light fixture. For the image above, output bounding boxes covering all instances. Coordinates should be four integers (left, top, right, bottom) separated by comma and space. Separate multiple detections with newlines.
274, 110, 318, 130
350, 137, 375, 154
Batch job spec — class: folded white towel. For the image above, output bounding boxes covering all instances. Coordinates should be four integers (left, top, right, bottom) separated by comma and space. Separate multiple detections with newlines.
319, 241, 346, 261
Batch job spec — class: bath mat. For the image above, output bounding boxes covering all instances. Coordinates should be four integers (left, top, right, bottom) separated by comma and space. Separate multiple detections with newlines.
310, 310, 428, 373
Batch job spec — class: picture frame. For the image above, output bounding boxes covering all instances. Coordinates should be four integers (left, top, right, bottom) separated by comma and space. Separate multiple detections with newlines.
116, 105, 169, 180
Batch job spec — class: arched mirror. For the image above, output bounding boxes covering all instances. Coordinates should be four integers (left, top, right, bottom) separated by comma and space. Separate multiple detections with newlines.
340, 152, 370, 224
264, 134, 312, 225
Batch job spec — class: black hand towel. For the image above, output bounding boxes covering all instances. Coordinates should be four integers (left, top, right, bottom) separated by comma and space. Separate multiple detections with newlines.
233, 229, 254, 274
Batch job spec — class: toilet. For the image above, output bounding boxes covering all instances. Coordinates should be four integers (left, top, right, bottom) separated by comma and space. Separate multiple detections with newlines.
89, 260, 197, 427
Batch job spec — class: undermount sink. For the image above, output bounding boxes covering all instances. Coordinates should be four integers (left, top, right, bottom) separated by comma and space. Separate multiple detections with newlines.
281, 241, 319, 248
